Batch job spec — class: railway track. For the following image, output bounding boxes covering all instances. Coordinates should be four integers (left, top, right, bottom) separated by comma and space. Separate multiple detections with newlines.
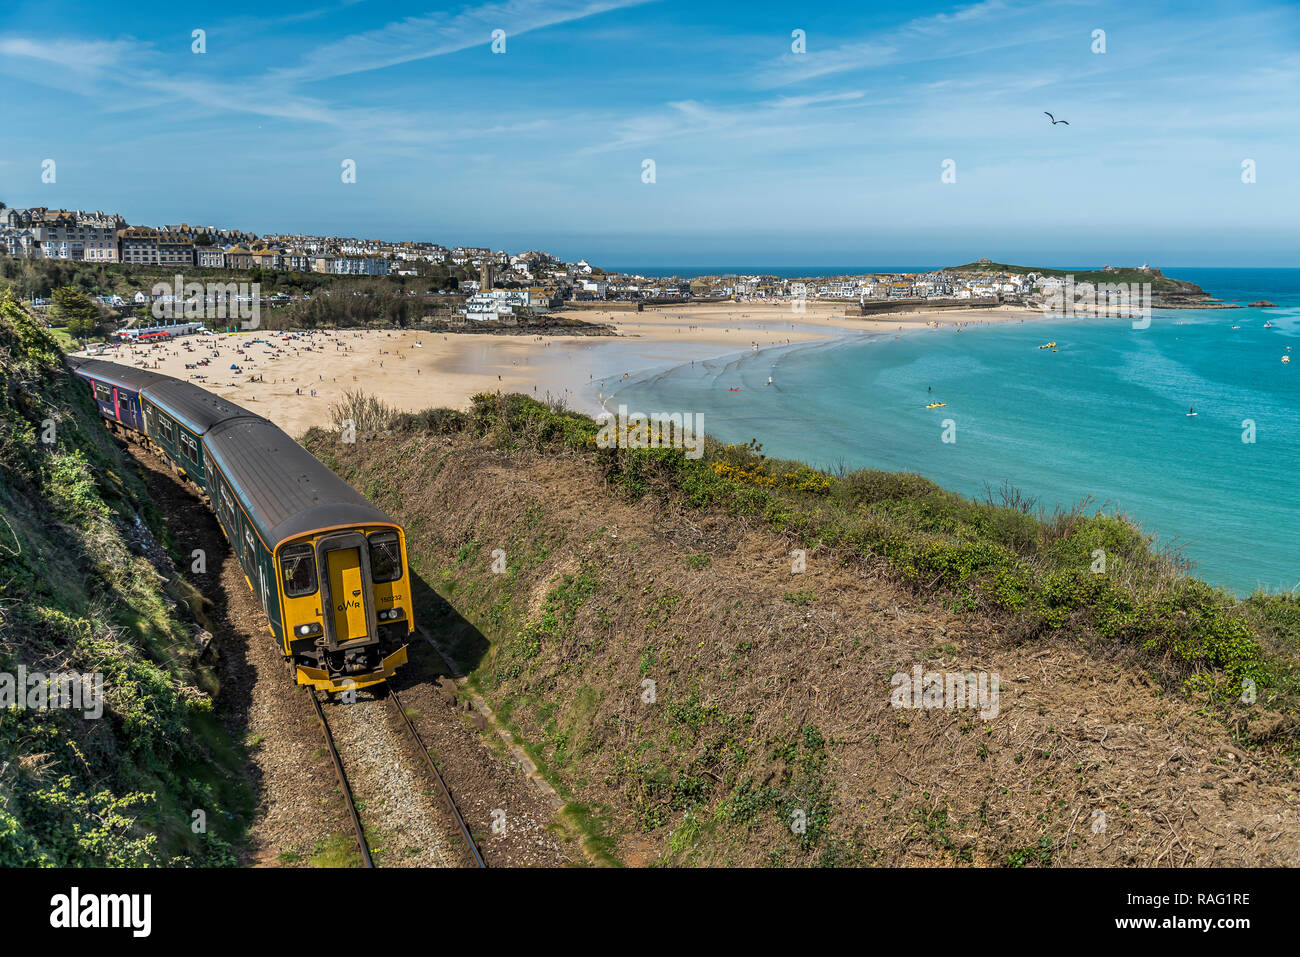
298, 666, 485, 869
386, 686, 486, 869
303, 683, 375, 868
122, 439, 493, 867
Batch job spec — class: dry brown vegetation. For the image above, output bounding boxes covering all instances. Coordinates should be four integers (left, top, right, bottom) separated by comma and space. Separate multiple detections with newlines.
304, 402, 1300, 868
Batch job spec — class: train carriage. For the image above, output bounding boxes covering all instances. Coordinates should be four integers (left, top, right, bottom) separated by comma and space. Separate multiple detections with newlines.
72, 359, 170, 434
139, 379, 258, 489
69, 358, 411, 693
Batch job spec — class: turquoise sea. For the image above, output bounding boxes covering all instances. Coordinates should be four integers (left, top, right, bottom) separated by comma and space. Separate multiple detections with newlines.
603, 269, 1300, 596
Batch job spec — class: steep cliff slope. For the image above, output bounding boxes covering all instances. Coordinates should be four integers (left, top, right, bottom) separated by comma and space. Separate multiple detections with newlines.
0, 290, 249, 865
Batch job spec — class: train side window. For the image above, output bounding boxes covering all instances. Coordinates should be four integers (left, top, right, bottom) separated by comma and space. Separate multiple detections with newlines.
280, 543, 318, 598
243, 529, 256, 570
160, 416, 175, 443
368, 531, 402, 583
180, 433, 199, 462
93, 381, 112, 403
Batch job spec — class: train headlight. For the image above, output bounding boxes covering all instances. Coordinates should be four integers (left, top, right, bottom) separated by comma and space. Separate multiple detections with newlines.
378, 608, 405, 621
296, 622, 323, 637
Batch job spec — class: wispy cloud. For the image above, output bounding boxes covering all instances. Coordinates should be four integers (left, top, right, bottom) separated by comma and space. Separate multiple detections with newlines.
765, 90, 867, 109
752, 0, 1055, 88
0, 0, 652, 135
0, 35, 136, 71
267, 0, 653, 83
754, 40, 899, 88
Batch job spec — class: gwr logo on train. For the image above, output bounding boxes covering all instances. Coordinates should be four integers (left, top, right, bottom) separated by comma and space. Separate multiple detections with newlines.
69, 357, 412, 693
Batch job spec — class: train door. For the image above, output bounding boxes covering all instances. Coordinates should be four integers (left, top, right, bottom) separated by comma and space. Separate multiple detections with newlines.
257, 564, 270, 614
242, 527, 258, 585
114, 389, 140, 430
317, 533, 376, 646
327, 548, 368, 640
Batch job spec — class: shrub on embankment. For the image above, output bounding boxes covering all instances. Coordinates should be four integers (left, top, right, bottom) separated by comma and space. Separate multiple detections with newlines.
0, 289, 248, 865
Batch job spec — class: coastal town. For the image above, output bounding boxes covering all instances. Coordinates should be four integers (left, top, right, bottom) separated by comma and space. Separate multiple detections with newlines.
0, 203, 1185, 322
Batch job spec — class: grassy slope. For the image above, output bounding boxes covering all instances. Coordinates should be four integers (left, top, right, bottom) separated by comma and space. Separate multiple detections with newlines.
307, 394, 1300, 866
0, 289, 250, 865
946, 262, 1205, 294
0, 255, 474, 302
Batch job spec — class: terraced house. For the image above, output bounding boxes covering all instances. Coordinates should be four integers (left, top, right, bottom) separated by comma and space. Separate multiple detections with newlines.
158, 230, 195, 268
196, 246, 225, 268
223, 245, 254, 269
119, 226, 160, 264
37, 213, 120, 262
0, 226, 39, 258
250, 246, 282, 270
2, 207, 122, 261
311, 254, 390, 275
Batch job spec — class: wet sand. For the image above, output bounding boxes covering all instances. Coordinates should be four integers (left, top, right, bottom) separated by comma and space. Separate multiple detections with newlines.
77, 302, 1041, 436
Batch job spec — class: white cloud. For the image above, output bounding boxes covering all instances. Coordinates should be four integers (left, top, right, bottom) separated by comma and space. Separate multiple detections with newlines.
267, 0, 653, 84
765, 91, 867, 109
0, 36, 136, 71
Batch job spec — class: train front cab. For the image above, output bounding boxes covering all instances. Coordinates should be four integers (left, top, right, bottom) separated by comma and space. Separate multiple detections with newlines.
276, 524, 411, 693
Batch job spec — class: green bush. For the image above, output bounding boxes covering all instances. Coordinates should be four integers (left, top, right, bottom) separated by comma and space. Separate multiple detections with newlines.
396, 393, 1296, 710
0, 289, 250, 866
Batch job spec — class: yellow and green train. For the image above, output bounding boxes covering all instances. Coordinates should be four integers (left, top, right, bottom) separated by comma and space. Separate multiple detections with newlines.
70, 357, 410, 692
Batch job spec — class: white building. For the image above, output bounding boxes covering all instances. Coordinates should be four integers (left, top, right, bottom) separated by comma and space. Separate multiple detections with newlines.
462, 288, 530, 320
0, 227, 41, 258
314, 255, 390, 276
31, 220, 120, 262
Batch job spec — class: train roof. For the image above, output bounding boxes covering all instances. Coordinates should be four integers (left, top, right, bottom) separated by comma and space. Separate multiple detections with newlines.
71, 359, 172, 393
143, 379, 261, 435
204, 416, 394, 548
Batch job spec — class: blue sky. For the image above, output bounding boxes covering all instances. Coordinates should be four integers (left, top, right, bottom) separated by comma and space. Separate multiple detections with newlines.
2, 0, 1298, 266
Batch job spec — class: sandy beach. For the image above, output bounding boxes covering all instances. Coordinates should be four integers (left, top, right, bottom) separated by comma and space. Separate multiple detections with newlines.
78, 302, 1041, 437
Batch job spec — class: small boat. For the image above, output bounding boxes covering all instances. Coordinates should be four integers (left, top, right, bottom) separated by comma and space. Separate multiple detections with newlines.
926, 402, 946, 409
728, 387, 741, 392
1264, 321, 1274, 328
1186, 406, 1197, 416
1037, 341, 1057, 350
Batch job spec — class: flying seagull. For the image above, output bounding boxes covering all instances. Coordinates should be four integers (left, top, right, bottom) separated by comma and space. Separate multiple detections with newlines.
1044, 112, 1069, 125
